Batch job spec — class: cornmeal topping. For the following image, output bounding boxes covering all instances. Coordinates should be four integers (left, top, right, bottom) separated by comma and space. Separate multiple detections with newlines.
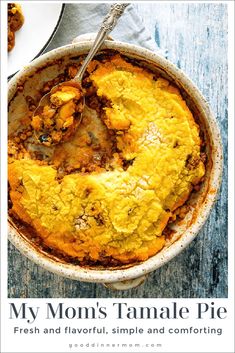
8, 55, 205, 265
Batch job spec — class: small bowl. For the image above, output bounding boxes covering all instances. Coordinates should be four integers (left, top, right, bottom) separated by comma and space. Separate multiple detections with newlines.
8, 39, 223, 290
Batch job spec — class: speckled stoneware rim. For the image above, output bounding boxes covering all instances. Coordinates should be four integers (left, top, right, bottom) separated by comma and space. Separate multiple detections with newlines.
8, 40, 223, 283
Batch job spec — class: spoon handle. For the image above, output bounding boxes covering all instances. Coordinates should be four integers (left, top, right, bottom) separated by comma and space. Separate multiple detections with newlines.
74, 3, 130, 82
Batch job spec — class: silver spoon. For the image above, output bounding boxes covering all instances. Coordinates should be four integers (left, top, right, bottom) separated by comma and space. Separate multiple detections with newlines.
33, 3, 130, 146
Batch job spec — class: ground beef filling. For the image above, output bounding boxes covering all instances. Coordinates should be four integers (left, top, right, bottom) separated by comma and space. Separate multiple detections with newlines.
8, 54, 206, 266
31, 83, 84, 146
8, 3, 24, 52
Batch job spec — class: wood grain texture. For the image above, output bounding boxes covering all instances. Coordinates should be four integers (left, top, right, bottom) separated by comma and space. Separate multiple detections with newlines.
8, 3, 228, 298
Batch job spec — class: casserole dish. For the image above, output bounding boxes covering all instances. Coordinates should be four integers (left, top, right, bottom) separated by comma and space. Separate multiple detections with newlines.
8, 39, 223, 290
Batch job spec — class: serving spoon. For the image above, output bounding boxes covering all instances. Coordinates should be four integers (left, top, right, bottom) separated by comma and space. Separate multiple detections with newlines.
33, 3, 130, 146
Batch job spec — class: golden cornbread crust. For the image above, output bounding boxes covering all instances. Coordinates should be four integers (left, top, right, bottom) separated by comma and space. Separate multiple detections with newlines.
8, 54, 206, 266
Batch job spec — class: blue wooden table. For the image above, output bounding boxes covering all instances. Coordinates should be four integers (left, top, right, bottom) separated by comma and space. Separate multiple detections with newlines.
8, 3, 228, 298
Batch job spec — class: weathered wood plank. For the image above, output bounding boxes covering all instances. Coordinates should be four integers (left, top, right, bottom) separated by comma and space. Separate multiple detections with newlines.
8, 3, 228, 298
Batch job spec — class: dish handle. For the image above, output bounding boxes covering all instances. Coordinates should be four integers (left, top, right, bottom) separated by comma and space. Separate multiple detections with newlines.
103, 274, 148, 290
